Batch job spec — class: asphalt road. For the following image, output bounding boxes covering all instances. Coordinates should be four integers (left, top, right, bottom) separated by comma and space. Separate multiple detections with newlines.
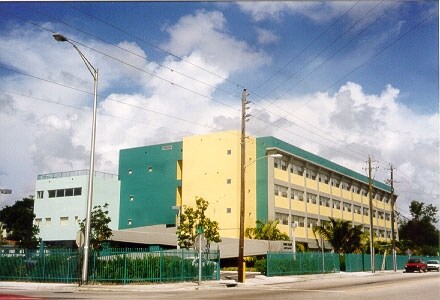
0, 272, 439, 300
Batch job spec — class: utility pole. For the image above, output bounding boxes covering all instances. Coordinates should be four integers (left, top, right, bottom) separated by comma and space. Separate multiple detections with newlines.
368, 156, 375, 273
238, 88, 248, 283
389, 165, 397, 272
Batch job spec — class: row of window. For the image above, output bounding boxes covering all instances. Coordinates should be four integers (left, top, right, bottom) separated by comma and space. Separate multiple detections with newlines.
275, 185, 391, 219
35, 216, 79, 226
37, 188, 83, 199
275, 213, 395, 238
273, 158, 390, 203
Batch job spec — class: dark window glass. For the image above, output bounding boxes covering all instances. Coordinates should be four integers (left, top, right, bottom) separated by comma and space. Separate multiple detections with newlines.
74, 187, 82, 196
65, 188, 74, 197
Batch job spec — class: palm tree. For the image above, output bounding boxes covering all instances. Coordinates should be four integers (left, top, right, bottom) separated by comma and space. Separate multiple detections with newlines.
312, 217, 363, 254
245, 220, 289, 241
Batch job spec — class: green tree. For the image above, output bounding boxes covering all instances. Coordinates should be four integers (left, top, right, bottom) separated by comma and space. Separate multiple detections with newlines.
399, 200, 439, 255
312, 218, 363, 254
79, 203, 112, 250
177, 197, 221, 249
245, 220, 289, 241
0, 197, 39, 248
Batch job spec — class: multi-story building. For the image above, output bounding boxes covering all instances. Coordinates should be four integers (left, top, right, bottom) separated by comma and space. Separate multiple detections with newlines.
118, 131, 397, 251
34, 170, 120, 246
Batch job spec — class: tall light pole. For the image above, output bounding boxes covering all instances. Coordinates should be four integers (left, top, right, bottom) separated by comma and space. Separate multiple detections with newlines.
53, 33, 98, 284
368, 156, 375, 273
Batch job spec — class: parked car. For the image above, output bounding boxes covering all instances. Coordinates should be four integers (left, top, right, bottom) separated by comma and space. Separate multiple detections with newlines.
404, 258, 427, 273
426, 260, 440, 272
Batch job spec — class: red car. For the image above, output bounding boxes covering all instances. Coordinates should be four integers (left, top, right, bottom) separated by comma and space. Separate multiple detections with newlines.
404, 258, 427, 273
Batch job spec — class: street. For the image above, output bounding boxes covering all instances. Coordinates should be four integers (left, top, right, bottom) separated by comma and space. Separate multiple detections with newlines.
0, 272, 439, 300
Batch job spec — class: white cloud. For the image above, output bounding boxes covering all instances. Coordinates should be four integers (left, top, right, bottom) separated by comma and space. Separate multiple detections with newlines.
237, 1, 355, 23
256, 28, 279, 45
162, 9, 271, 73
0, 8, 437, 219
248, 81, 439, 214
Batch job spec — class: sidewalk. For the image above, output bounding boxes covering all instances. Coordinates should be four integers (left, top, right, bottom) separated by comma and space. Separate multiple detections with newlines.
0, 271, 400, 293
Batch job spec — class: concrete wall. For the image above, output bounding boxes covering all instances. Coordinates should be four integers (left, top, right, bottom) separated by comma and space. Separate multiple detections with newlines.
34, 171, 120, 242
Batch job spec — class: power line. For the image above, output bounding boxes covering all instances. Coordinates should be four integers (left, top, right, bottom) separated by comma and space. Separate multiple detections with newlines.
254, 0, 361, 92
0, 66, 226, 132
69, 5, 246, 91
31, 8, 240, 101
249, 4, 437, 172
0, 8, 240, 113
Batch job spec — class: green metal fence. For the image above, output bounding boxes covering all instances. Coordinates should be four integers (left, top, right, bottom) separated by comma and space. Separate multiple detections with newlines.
345, 253, 440, 272
0, 248, 80, 283
0, 247, 220, 284
267, 252, 340, 276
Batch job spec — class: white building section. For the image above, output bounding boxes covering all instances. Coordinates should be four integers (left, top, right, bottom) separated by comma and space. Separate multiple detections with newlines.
34, 170, 120, 243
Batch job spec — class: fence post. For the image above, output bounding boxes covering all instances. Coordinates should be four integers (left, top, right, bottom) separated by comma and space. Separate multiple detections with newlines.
123, 250, 127, 285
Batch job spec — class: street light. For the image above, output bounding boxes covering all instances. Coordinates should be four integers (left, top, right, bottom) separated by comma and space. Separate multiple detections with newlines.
0, 189, 12, 195
238, 153, 282, 283
53, 33, 98, 284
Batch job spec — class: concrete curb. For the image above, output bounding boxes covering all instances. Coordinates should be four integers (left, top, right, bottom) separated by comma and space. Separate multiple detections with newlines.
0, 271, 403, 292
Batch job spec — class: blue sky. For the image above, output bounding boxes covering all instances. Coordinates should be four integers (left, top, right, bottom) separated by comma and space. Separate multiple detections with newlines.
0, 1, 438, 219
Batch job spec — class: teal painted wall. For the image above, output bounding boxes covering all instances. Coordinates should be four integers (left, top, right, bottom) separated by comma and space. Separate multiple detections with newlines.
118, 141, 182, 229
256, 140, 270, 223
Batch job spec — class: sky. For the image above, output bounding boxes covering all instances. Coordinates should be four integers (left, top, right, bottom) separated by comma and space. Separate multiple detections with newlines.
0, 1, 438, 222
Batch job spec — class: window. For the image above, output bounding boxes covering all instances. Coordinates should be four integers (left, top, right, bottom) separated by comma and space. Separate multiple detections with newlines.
45, 218, 52, 226
128, 219, 132, 225
343, 202, 351, 212
274, 184, 288, 198
333, 200, 341, 210
363, 207, 369, 216
60, 217, 69, 226
48, 190, 56, 198
354, 205, 361, 214
361, 189, 368, 196
275, 212, 289, 225
280, 159, 288, 171
226, 208, 231, 213
74, 187, 82, 196
128, 169, 133, 175
331, 178, 340, 187
385, 213, 391, 221
378, 211, 385, 219
35, 218, 42, 227
226, 179, 232, 184
341, 181, 350, 191
291, 162, 304, 175
227, 149, 232, 155
307, 193, 317, 205
129, 195, 134, 202
305, 169, 317, 180
383, 196, 389, 204
162, 145, 172, 151
351, 186, 359, 194
291, 189, 304, 201
319, 174, 329, 184
292, 215, 305, 227
65, 188, 74, 197
319, 196, 331, 207
37, 191, 44, 199
308, 218, 318, 228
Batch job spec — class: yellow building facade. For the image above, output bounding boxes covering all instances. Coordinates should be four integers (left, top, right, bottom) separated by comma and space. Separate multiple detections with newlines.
180, 131, 396, 249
